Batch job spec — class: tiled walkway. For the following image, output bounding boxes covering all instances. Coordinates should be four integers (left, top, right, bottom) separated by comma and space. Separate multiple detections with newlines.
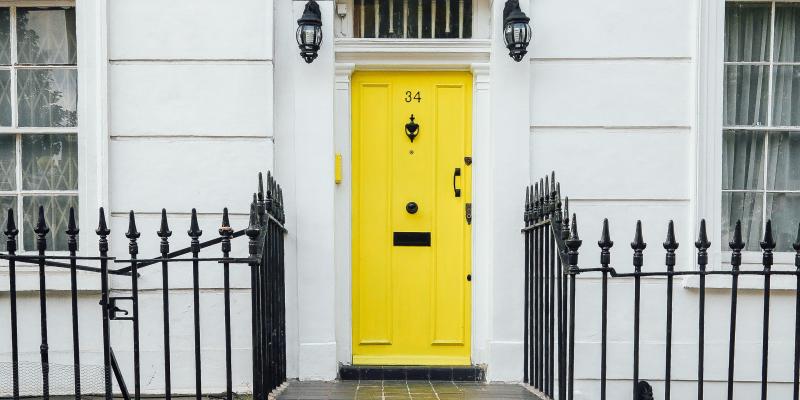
274, 380, 542, 400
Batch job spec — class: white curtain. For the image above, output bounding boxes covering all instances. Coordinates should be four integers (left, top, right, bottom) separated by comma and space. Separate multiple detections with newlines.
723, 3, 800, 252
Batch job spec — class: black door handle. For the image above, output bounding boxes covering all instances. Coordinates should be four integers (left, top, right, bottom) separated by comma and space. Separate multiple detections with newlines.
453, 168, 461, 198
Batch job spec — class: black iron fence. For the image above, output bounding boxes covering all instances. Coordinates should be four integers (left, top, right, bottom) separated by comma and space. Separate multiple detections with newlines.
523, 172, 800, 400
1, 172, 286, 400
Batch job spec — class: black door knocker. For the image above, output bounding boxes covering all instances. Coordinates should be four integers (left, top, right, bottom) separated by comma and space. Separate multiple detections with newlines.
405, 114, 419, 143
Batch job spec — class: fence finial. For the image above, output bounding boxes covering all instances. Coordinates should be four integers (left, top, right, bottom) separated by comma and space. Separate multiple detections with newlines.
664, 220, 678, 271
631, 221, 646, 251
598, 218, 613, 266
598, 218, 613, 249
761, 220, 776, 269
258, 172, 265, 203
794, 223, 800, 269
561, 197, 570, 240
35, 205, 49, 236
566, 214, 582, 270
220, 207, 232, 233
96, 207, 110, 236
695, 219, 711, 250
188, 208, 203, 238
664, 220, 678, 250
126, 211, 140, 256
729, 220, 745, 251
631, 221, 646, 271
66, 207, 79, 236
158, 209, 172, 238
5, 208, 17, 253
246, 194, 260, 238
794, 222, 800, 253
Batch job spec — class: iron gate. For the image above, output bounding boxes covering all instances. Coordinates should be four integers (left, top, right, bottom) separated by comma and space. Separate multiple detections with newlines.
523, 172, 800, 400
1, 172, 286, 400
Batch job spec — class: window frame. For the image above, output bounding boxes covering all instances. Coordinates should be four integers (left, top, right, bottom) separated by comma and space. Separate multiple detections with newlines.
334, 0, 492, 39
0, 0, 107, 289
698, 0, 799, 272
0, 4, 79, 252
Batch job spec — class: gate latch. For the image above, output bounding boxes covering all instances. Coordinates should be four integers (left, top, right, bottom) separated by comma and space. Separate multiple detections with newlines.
466, 203, 472, 225
104, 296, 134, 321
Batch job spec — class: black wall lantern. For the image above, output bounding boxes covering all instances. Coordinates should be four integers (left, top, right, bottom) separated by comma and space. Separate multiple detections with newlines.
297, 0, 323, 63
503, 0, 532, 62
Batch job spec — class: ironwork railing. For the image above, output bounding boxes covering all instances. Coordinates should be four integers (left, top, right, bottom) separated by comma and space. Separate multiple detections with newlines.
523, 171, 800, 400
1, 172, 286, 400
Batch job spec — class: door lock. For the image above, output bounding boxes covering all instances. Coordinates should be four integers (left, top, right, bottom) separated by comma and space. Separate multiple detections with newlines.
406, 202, 419, 214
453, 168, 461, 197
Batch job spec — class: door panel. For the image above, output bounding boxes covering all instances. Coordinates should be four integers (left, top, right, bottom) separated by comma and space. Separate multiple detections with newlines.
352, 71, 472, 365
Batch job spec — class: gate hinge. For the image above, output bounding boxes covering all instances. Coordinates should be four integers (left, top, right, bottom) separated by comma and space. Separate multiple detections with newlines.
466, 203, 472, 225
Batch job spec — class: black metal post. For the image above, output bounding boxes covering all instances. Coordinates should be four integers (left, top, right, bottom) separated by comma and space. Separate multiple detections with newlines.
598, 219, 613, 400
34, 206, 50, 400
220, 208, 234, 400
126, 211, 142, 400
565, 214, 581, 400
664, 221, 679, 400
5, 209, 19, 399
760, 220, 775, 400
696, 220, 710, 400
188, 209, 204, 400
97, 208, 113, 400
728, 220, 744, 400
157, 209, 173, 400
631, 220, 646, 400
246, 196, 263, 400
523, 186, 531, 384
67, 208, 81, 399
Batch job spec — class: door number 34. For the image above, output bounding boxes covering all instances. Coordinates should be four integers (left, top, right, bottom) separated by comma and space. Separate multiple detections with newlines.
405, 91, 422, 103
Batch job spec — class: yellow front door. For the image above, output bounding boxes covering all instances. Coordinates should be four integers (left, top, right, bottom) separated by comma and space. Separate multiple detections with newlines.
352, 71, 472, 365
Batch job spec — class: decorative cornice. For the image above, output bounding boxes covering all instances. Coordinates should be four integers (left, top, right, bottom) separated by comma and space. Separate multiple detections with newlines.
334, 39, 492, 65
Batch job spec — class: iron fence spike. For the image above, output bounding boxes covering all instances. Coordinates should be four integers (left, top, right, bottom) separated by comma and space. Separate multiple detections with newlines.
66, 207, 79, 236
794, 222, 800, 252
631, 220, 646, 251
34, 205, 49, 235
157, 208, 172, 238
96, 207, 110, 236
258, 172, 265, 202
126, 211, 141, 239
760, 220, 776, 250
598, 218, 613, 249
5, 208, 17, 236
188, 208, 203, 238
695, 219, 711, 250
663, 220, 679, 251
730, 220, 745, 251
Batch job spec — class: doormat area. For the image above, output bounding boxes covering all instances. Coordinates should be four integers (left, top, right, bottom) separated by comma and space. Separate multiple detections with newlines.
338, 365, 485, 381
275, 380, 543, 400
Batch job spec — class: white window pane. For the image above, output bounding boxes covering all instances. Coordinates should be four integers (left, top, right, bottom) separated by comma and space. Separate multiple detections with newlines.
22, 195, 77, 251
0, 135, 15, 191
722, 191, 764, 252
725, 2, 771, 62
772, 66, 800, 126
16, 7, 76, 65
722, 130, 765, 190
0, 8, 10, 65
21, 134, 77, 191
767, 131, 800, 190
17, 68, 77, 127
724, 65, 769, 126
766, 193, 800, 252
775, 4, 800, 62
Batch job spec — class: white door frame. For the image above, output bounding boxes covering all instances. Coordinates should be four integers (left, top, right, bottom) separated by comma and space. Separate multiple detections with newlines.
332, 39, 492, 366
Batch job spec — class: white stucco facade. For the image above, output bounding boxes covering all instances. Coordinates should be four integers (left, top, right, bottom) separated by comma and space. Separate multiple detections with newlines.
0, 0, 798, 398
